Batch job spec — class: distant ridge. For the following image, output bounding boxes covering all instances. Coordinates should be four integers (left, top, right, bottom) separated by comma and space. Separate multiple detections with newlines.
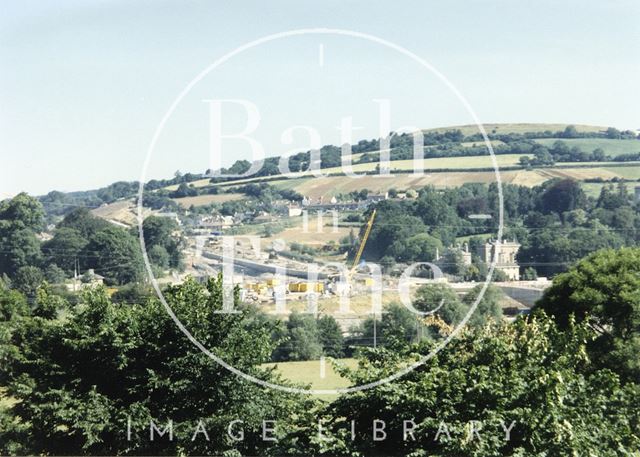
422, 123, 608, 136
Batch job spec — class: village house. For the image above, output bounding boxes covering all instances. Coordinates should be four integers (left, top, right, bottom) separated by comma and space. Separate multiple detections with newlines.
476, 239, 521, 280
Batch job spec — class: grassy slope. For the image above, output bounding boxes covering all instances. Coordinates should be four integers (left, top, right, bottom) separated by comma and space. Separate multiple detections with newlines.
154, 126, 640, 203
263, 358, 358, 396
320, 153, 528, 174
535, 138, 640, 157
171, 193, 244, 208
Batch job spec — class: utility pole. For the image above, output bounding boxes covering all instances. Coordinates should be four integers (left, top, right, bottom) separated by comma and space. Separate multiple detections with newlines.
373, 312, 377, 348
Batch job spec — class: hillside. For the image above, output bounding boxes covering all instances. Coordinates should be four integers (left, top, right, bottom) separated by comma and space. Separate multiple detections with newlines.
30, 123, 639, 218
422, 122, 609, 136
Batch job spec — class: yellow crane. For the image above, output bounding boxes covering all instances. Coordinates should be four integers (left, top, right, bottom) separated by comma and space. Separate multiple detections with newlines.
327, 209, 377, 289
350, 209, 377, 277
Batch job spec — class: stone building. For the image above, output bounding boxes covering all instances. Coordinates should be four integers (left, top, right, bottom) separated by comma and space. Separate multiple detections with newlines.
476, 239, 521, 280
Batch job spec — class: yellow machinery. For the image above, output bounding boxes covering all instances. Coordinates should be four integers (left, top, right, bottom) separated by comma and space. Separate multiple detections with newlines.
288, 282, 324, 293
349, 209, 377, 279
328, 209, 378, 288
246, 282, 268, 295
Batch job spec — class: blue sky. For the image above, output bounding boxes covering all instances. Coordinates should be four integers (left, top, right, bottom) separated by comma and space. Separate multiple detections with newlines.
1, 0, 639, 196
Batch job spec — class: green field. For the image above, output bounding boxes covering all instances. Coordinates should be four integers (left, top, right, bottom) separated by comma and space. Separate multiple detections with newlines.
456, 232, 494, 242
263, 358, 358, 398
581, 182, 607, 198
317, 153, 529, 174
581, 180, 640, 198
603, 166, 640, 180
535, 138, 640, 157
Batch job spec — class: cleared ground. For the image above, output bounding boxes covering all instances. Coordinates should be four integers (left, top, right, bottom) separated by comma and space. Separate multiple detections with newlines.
262, 290, 403, 316
271, 165, 638, 198
91, 199, 153, 226
262, 221, 353, 247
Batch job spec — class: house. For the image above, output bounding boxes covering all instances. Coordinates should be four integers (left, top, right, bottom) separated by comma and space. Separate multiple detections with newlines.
287, 205, 303, 217
366, 192, 388, 204
475, 239, 521, 280
253, 211, 275, 224
435, 244, 472, 270
66, 269, 105, 292
197, 214, 234, 230
157, 212, 182, 226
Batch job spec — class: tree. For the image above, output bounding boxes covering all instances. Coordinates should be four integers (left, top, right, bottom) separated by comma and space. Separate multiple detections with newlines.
315, 314, 640, 456
57, 207, 110, 239
536, 247, 640, 380
596, 183, 629, 210
605, 127, 622, 139
82, 227, 144, 285
0, 194, 44, 278
12, 266, 44, 296
522, 266, 538, 280
441, 249, 466, 275
147, 245, 170, 270
0, 193, 45, 231
41, 227, 87, 274
388, 233, 442, 262
0, 225, 42, 277
562, 124, 579, 138
273, 312, 322, 361
358, 303, 422, 348
461, 284, 503, 327
44, 264, 66, 284
530, 146, 555, 166
142, 216, 184, 269
225, 159, 251, 176
363, 201, 427, 259
538, 179, 586, 215
592, 147, 606, 161
413, 284, 466, 327
317, 315, 344, 358
415, 187, 459, 229
0, 277, 314, 455
170, 183, 197, 198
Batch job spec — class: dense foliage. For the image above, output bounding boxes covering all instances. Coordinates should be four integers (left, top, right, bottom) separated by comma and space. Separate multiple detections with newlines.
0, 248, 639, 454
312, 314, 640, 456
362, 179, 638, 277
0, 277, 314, 455
537, 247, 640, 382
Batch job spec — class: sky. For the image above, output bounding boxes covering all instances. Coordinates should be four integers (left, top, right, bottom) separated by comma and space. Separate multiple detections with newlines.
1, 0, 639, 196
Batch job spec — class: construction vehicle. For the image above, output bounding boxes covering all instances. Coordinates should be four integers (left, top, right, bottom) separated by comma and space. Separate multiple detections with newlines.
328, 209, 377, 290
349, 209, 377, 278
